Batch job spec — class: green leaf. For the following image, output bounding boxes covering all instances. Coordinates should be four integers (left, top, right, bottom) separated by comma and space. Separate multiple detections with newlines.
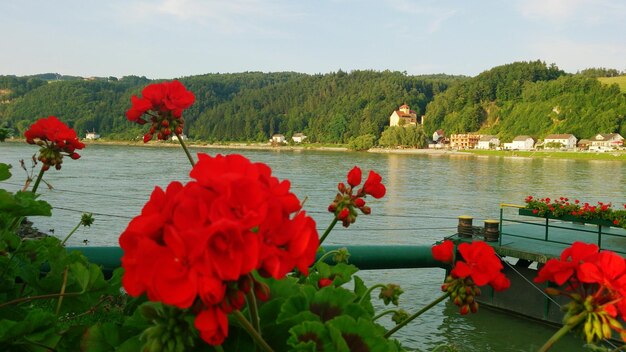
115, 335, 144, 352
327, 316, 400, 352
277, 293, 319, 325
0, 164, 10, 181
80, 322, 121, 352
288, 321, 333, 351
70, 262, 90, 292
0, 190, 52, 218
0, 308, 57, 347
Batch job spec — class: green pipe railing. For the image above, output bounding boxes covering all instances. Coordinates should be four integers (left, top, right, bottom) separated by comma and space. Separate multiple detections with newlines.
67, 245, 444, 276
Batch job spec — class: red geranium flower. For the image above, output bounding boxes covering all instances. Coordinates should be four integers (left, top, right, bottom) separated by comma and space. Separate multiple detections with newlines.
24, 116, 85, 171
119, 153, 318, 345
432, 240, 454, 264
439, 240, 510, 315
327, 166, 386, 228
452, 241, 505, 287
535, 242, 626, 344
534, 242, 599, 285
347, 166, 362, 187
195, 306, 229, 346
363, 170, 386, 199
126, 80, 195, 142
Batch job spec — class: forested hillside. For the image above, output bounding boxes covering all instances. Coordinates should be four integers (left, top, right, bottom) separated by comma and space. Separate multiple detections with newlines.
424, 61, 626, 140
0, 71, 460, 143
2, 61, 625, 145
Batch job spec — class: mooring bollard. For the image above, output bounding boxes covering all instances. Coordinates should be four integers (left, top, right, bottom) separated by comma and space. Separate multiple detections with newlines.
484, 219, 500, 242
457, 215, 473, 238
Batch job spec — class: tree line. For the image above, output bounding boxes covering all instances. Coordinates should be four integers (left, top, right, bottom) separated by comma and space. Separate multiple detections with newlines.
1, 61, 625, 148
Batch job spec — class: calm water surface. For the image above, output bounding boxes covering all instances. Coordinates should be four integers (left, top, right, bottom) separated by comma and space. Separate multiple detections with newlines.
2, 142, 624, 351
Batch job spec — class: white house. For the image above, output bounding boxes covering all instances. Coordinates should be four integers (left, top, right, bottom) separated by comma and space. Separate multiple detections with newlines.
85, 131, 100, 140
589, 133, 624, 149
171, 134, 188, 142
389, 104, 421, 127
504, 135, 534, 150
271, 134, 286, 144
432, 129, 445, 143
292, 133, 307, 143
543, 134, 577, 149
477, 135, 500, 150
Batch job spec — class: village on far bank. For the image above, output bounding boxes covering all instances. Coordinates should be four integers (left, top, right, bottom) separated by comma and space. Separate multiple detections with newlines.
80, 103, 625, 153
260, 104, 625, 152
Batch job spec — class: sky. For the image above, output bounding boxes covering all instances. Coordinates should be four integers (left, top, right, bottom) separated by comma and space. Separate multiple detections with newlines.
1, 0, 625, 79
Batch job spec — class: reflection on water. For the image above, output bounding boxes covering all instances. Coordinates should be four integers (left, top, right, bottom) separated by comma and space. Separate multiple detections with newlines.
1, 143, 623, 350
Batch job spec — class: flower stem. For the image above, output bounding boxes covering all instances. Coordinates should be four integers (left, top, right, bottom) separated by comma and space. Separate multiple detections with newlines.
358, 284, 386, 305
55, 266, 69, 315
318, 217, 338, 246
60, 220, 82, 246
31, 167, 46, 194
174, 131, 195, 167
0, 291, 83, 309
233, 310, 274, 352
245, 285, 261, 333
538, 312, 587, 352
372, 309, 399, 321
384, 292, 451, 338
315, 249, 340, 265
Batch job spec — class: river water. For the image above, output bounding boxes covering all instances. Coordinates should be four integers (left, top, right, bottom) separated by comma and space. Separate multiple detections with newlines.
2, 142, 624, 351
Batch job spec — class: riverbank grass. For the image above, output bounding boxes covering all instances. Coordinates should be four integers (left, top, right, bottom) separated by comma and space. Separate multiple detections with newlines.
465, 149, 626, 161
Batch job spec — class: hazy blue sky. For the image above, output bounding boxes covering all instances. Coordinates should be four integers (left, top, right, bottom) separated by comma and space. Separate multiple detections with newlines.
1, 0, 624, 79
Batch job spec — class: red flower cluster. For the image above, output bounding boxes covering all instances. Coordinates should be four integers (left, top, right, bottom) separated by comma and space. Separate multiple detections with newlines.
119, 153, 319, 345
525, 195, 626, 229
24, 116, 85, 171
432, 240, 510, 314
328, 166, 386, 227
535, 242, 626, 343
126, 80, 195, 142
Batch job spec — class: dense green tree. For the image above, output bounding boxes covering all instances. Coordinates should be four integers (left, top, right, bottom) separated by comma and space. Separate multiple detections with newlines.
378, 125, 427, 148
348, 134, 376, 151
424, 61, 626, 141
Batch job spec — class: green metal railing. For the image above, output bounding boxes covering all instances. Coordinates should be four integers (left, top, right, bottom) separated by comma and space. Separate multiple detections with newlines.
498, 204, 626, 255
68, 244, 445, 277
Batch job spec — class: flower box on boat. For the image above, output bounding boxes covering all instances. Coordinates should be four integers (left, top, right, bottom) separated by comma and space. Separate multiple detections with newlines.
518, 208, 614, 227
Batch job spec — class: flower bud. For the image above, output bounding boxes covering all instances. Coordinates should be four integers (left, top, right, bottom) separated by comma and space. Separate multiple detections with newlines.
238, 276, 251, 294
338, 182, 346, 193
544, 287, 561, 296
360, 206, 371, 215
337, 208, 349, 221
470, 301, 479, 313
354, 198, 366, 208
318, 278, 333, 288
254, 281, 271, 301
460, 304, 470, 315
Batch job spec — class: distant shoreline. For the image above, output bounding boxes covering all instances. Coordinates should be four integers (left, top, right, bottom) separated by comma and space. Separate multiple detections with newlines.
6, 138, 625, 160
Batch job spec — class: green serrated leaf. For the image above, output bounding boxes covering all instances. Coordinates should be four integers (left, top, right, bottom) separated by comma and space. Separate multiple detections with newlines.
327, 316, 400, 352
80, 322, 121, 352
287, 321, 333, 351
69, 262, 90, 292
0, 164, 10, 181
